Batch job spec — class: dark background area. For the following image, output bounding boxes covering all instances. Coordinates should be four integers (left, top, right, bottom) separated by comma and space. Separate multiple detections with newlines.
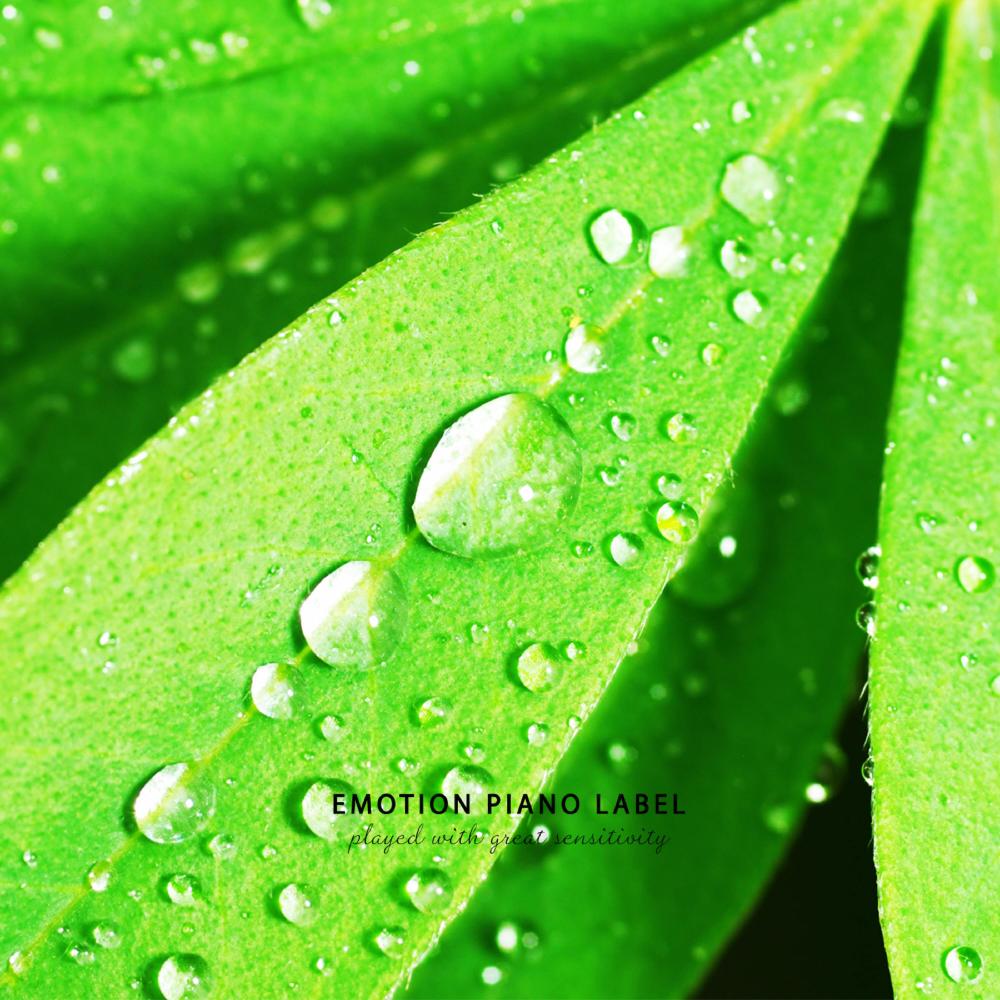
697, 672, 891, 1000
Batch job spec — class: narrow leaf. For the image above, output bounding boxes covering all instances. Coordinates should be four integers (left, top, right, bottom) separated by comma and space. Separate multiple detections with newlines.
870, 1, 999, 996
0, 0, 932, 995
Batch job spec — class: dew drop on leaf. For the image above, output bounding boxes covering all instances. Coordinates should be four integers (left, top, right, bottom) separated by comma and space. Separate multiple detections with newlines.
729, 99, 754, 123
700, 342, 725, 366
608, 532, 643, 568
861, 757, 875, 787
299, 560, 407, 669
301, 780, 357, 841
525, 722, 549, 746
403, 868, 452, 914
856, 545, 881, 589
164, 873, 202, 907
90, 922, 122, 950
942, 946, 983, 984
441, 765, 493, 814
856, 601, 877, 638
154, 953, 211, 1000
655, 473, 684, 499
277, 883, 319, 926
516, 642, 562, 692
720, 238, 756, 278
804, 743, 847, 804
64, 941, 95, 966
663, 412, 698, 443
207, 833, 236, 860
586, 208, 647, 266
372, 926, 406, 959
250, 661, 296, 719
413, 393, 582, 558
87, 859, 112, 892
731, 289, 767, 326
954, 555, 994, 593
648, 225, 690, 278
133, 763, 216, 844
608, 412, 636, 441
294, 0, 335, 31
655, 501, 699, 544
413, 696, 451, 728
564, 322, 606, 373
318, 714, 345, 741
720, 154, 785, 224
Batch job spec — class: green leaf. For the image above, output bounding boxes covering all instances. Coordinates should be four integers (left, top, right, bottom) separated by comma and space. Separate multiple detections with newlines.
410, 102, 929, 999
0, 0, 932, 995
870, 1, 999, 996
0, 0, 770, 580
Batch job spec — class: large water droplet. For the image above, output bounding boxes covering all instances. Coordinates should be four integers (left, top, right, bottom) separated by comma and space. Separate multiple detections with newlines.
648, 225, 690, 278
954, 555, 994, 593
587, 208, 647, 266
250, 661, 296, 719
154, 954, 211, 1000
299, 560, 407, 668
404, 868, 452, 913
441, 765, 493, 814
413, 394, 582, 558
942, 945, 983, 984
516, 643, 562, 692
721, 154, 785, 224
133, 764, 215, 844
301, 780, 356, 840
564, 322, 606, 373
277, 883, 319, 925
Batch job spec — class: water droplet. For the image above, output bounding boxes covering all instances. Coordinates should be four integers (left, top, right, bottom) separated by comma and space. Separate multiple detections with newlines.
65, 941, 95, 966
608, 532, 643, 568
917, 512, 939, 534
656, 501, 699, 544
134, 763, 215, 844
721, 154, 785, 224
729, 99, 754, 123
731, 289, 767, 326
295, 0, 334, 31
564, 322, 606, 373
413, 393, 582, 558
483, 965, 503, 985
663, 412, 698, 443
278, 883, 319, 925
176, 261, 222, 304
299, 560, 407, 668
250, 661, 296, 719
700, 342, 725, 366
861, 757, 875, 787
720, 238, 756, 278
154, 954, 211, 1000
856, 601, 877, 638
820, 97, 866, 124
7, 951, 26, 975
955, 555, 994, 593
804, 743, 847, 803
516, 643, 563, 692
413, 696, 451, 728
608, 412, 636, 442
207, 833, 236, 860
301, 780, 357, 840
942, 946, 983, 984
990, 674, 1000, 696
111, 337, 157, 383
318, 714, 345, 741
648, 225, 690, 278
87, 859, 112, 892
372, 926, 406, 958
856, 545, 881, 589
650, 334, 672, 357
525, 722, 549, 746
587, 208, 647, 266
165, 873, 202, 907
21, 849, 37, 868
90, 922, 122, 949
404, 868, 452, 914
441, 765, 493, 813
656, 473, 684, 499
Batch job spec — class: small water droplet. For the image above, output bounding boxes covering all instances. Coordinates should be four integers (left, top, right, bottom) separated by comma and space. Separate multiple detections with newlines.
721, 154, 785, 224
856, 545, 881, 589
656, 501, 699, 544
65, 941, 95, 966
372, 926, 406, 958
525, 722, 549, 746
917, 512, 939, 534
87, 859, 112, 892
564, 321, 606, 374
720, 238, 756, 278
413, 696, 452, 728
954, 555, 994, 593
650, 334, 672, 357
942, 946, 983, 984
278, 883, 319, 925
731, 289, 767, 326
655, 473, 684, 499
134, 763, 215, 844
413, 394, 582, 557
820, 97, 866, 124
516, 643, 563, 692
207, 833, 237, 860
648, 225, 690, 278
663, 412, 698, 443
404, 868, 452, 914
90, 922, 122, 950
587, 208, 647, 266
154, 953, 211, 1000
856, 601, 877, 638
318, 714, 346, 741
608, 412, 637, 442
250, 661, 296, 719
608, 532, 643, 568
441, 765, 493, 813
700, 342, 725, 366
164, 873, 203, 907
804, 743, 847, 803
861, 757, 875, 787
729, 99, 754, 123
299, 560, 407, 669
301, 780, 357, 840
295, 0, 334, 31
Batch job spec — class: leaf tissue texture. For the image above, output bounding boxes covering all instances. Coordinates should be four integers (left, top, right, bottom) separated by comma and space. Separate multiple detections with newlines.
0, 0, 932, 995
870, 1, 999, 997
0, 0, 768, 580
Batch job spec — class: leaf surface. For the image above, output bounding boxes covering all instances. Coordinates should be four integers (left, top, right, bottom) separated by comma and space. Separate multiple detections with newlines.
0, 0, 933, 995
870, 1, 999, 996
